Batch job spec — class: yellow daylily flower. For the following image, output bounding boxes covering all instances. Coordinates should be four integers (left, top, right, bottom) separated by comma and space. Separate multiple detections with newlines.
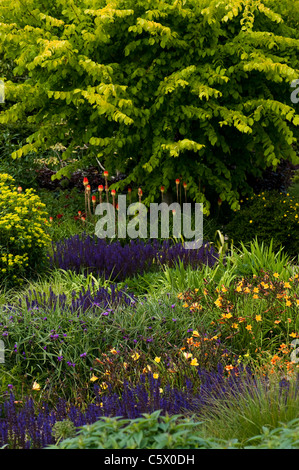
32, 381, 41, 391
90, 374, 99, 382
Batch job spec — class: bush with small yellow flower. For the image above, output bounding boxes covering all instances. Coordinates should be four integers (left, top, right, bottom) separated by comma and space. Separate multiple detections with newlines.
0, 173, 51, 286
225, 190, 299, 258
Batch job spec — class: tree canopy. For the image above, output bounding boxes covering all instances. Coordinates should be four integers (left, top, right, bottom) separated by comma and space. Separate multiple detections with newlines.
0, 0, 299, 213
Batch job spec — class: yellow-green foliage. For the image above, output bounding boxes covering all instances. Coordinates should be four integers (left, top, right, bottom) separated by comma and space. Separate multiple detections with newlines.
0, 173, 51, 286
0, 0, 299, 213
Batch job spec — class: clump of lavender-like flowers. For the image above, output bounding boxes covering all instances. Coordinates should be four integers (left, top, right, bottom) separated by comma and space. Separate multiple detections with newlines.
0, 364, 264, 449
49, 236, 218, 281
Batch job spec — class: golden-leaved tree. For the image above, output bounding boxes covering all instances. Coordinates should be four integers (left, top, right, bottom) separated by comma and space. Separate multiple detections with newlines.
0, 0, 299, 213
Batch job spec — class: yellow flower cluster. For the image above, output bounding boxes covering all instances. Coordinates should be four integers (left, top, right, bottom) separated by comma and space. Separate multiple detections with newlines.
0, 173, 51, 285
0, 253, 29, 273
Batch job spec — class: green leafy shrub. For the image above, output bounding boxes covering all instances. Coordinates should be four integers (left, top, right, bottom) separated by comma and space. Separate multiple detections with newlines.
244, 419, 299, 449
47, 410, 213, 449
289, 169, 299, 200
225, 191, 299, 259
47, 411, 299, 449
0, 124, 42, 190
0, 173, 51, 287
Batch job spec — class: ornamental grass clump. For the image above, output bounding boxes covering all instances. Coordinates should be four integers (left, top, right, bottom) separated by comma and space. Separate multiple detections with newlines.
0, 283, 136, 397
200, 372, 299, 446
4, 282, 135, 315
0, 173, 51, 287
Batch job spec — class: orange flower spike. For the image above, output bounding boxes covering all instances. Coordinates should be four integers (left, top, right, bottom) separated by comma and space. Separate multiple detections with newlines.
103, 171, 109, 200
138, 187, 143, 203
183, 182, 187, 202
127, 187, 132, 204
98, 185, 103, 203
83, 179, 89, 216
92, 195, 97, 213
175, 178, 180, 201
111, 189, 116, 208
85, 185, 92, 215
